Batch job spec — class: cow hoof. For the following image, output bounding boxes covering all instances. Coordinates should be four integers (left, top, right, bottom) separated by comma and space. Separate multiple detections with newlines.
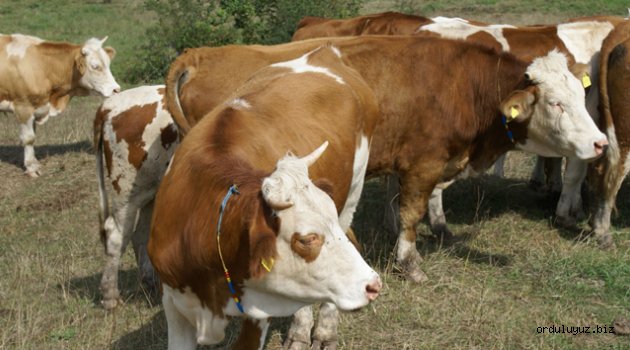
283, 338, 310, 350
311, 339, 337, 350
25, 168, 41, 178
528, 179, 545, 193
430, 224, 454, 243
101, 297, 122, 310
554, 215, 577, 230
595, 232, 616, 250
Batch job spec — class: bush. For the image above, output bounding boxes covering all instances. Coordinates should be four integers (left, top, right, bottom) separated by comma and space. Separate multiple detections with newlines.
126, 0, 364, 83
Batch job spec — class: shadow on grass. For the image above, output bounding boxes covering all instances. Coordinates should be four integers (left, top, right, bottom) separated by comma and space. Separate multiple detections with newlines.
351, 175, 570, 269
66, 268, 160, 309
110, 309, 294, 350
0, 141, 92, 168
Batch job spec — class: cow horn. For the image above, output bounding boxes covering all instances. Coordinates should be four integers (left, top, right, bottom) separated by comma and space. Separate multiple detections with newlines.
267, 198, 294, 211
100, 36, 109, 45
301, 141, 329, 167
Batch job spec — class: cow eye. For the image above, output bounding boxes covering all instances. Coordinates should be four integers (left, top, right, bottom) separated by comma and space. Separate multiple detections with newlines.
550, 102, 564, 114
91, 63, 102, 71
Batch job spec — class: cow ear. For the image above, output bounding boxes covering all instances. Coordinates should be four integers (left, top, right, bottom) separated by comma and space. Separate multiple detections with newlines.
249, 195, 278, 279
500, 87, 537, 123
75, 53, 87, 75
313, 177, 334, 199
104, 46, 116, 60
569, 63, 591, 89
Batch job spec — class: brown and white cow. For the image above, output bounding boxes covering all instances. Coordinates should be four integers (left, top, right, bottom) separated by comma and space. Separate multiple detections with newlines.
94, 85, 178, 309
164, 36, 607, 348
292, 12, 432, 41
292, 12, 624, 240
150, 45, 381, 349
588, 20, 630, 248
0, 34, 121, 177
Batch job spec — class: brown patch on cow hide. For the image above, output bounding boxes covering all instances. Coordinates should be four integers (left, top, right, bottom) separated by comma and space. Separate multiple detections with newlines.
231, 318, 264, 349
111, 103, 158, 169
160, 124, 178, 150
291, 233, 324, 263
467, 31, 502, 52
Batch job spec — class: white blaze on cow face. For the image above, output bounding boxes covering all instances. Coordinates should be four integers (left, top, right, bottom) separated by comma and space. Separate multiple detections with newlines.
422, 17, 515, 51
271, 48, 346, 84
246, 142, 380, 313
511, 50, 608, 160
78, 37, 120, 97
5, 34, 42, 58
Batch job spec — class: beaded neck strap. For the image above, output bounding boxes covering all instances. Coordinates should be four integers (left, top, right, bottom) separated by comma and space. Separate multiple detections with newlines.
216, 184, 244, 313
501, 114, 515, 144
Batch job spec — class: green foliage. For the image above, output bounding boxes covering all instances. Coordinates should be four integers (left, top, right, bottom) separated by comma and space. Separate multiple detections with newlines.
127, 0, 364, 83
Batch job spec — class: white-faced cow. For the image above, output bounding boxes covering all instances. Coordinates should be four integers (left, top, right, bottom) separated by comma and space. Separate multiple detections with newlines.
0, 34, 120, 177
163, 36, 607, 349
291, 12, 624, 242
94, 85, 178, 309
150, 46, 381, 349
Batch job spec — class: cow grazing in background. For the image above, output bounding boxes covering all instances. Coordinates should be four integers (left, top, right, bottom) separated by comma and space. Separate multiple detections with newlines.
291, 12, 624, 242
149, 46, 381, 349
0, 34, 121, 177
164, 36, 607, 349
292, 11, 432, 41
94, 85, 178, 309
589, 20, 630, 248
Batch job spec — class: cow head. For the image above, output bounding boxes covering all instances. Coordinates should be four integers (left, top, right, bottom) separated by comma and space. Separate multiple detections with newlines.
76, 37, 121, 97
500, 50, 608, 160
244, 142, 381, 314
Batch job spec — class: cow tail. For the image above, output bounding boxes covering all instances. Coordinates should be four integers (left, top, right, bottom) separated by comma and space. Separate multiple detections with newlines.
94, 109, 109, 247
166, 58, 193, 136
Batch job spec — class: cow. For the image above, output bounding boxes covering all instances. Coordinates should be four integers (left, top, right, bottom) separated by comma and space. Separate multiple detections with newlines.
291, 12, 625, 242
164, 36, 607, 349
0, 34, 121, 177
292, 12, 432, 41
94, 85, 178, 310
588, 20, 630, 248
149, 45, 382, 349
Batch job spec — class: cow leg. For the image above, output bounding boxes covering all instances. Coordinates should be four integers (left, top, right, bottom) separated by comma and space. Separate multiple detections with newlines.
163, 289, 197, 350
492, 154, 506, 177
130, 200, 159, 293
382, 175, 400, 236
100, 204, 137, 309
529, 156, 546, 191
19, 114, 41, 177
311, 302, 339, 350
396, 173, 434, 283
428, 180, 455, 241
233, 318, 270, 350
545, 157, 563, 194
555, 158, 586, 229
283, 306, 314, 350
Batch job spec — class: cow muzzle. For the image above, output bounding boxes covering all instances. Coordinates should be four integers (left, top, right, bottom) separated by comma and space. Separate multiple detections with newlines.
365, 275, 382, 302
594, 138, 609, 156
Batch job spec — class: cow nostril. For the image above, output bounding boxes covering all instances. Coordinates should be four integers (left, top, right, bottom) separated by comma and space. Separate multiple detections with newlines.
113, 87, 121, 94
365, 278, 382, 301
594, 139, 609, 155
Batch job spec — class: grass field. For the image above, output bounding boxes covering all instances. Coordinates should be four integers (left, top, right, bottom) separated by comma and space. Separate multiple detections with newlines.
0, 1, 629, 349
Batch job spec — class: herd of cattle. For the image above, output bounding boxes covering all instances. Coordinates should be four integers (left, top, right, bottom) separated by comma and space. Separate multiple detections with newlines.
2, 10, 630, 350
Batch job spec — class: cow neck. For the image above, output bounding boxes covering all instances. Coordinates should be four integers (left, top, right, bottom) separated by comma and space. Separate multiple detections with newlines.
216, 184, 245, 313
37, 42, 84, 97
470, 53, 532, 172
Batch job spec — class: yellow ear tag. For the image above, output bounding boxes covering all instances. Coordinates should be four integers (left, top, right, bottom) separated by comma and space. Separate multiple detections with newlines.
509, 106, 520, 120
582, 74, 591, 89
261, 258, 275, 272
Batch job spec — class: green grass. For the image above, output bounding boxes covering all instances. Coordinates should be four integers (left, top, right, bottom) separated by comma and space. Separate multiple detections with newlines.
0, 1, 629, 349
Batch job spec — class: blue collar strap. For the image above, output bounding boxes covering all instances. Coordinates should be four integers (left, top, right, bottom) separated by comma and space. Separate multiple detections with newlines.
501, 115, 515, 143
216, 184, 244, 313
